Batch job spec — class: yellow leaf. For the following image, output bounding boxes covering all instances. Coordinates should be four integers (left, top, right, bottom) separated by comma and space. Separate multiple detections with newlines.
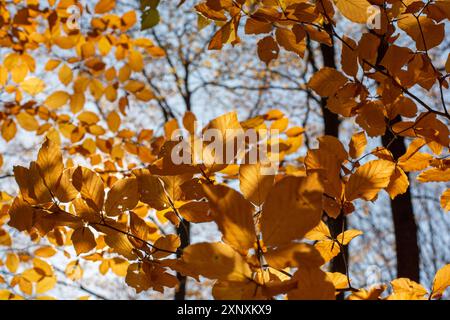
45, 59, 60, 71
181, 242, 252, 281
239, 163, 274, 206
349, 131, 367, 159
417, 168, 450, 183
264, 243, 325, 269
349, 285, 386, 300
203, 184, 256, 252
441, 189, 450, 211
385, 167, 409, 199
261, 174, 324, 247
20, 77, 45, 95
36, 275, 56, 294
7, 196, 34, 232
389, 278, 428, 300
431, 264, 450, 299
305, 221, 332, 241
72, 166, 105, 210
327, 272, 349, 292
6, 252, 19, 273
54, 167, 79, 203
1, 119, 17, 141
133, 169, 169, 210
104, 177, 139, 216
270, 117, 289, 132
58, 64, 73, 86
104, 231, 137, 260
336, 229, 363, 246
345, 160, 396, 201
287, 266, 335, 300
44, 91, 70, 109
34, 246, 57, 258
106, 111, 121, 132
398, 139, 432, 172
334, 0, 371, 24
129, 211, 157, 242
65, 261, 83, 281
152, 234, 180, 259
98, 36, 112, 56
94, 0, 116, 14
128, 50, 144, 72
36, 137, 64, 193
17, 112, 39, 131
178, 201, 213, 223
70, 93, 85, 114
71, 226, 97, 255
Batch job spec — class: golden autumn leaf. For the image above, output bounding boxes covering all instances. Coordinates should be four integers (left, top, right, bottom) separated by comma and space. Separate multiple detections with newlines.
398, 139, 432, 172
104, 230, 137, 260
264, 243, 325, 269
34, 246, 57, 258
44, 91, 70, 109
345, 160, 396, 201
431, 264, 450, 299
104, 177, 139, 216
130, 211, 157, 242
203, 184, 256, 252
349, 131, 367, 159
36, 137, 64, 193
181, 242, 252, 282
178, 201, 213, 223
239, 162, 274, 206
72, 166, 105, 211
54, 167, 79, 203
389, 278, 428, 300
385, 167, 409, 199
417, 168, 450, 183
134, 169, 169, 210
2, 119, 17, 142
58, 64, 73, 86
65, 261, 83, 281
261, 174, 323, 247
94, 0, 116, 14
6, 252, 19, 273
106, 111, 121, 132
71, 226, 97, 255
287, 266, 336, 300
308, 67, 348, 97
17, 112, 39, 131
334, 0, 371, 24
152, 234, 180, 259
20, 77, 45, 95
348, 285, 386, 300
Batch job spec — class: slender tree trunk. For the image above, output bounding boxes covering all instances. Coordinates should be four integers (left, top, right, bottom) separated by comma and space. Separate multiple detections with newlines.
382, 119, 420, 282
174, 61, 192, 300
371, 12, 421, 281
319, 35, 347, 287
175, 220, 190, 300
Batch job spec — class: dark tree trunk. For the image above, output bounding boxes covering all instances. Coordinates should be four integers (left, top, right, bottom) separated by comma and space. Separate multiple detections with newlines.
319, 33, 347, 298
174, 220, 190, 300
382, 117, 420, 282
